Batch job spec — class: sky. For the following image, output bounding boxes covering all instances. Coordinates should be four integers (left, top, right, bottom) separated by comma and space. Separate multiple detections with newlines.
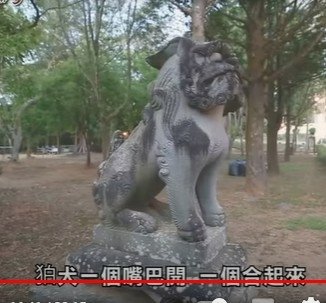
11, 0, 189, 41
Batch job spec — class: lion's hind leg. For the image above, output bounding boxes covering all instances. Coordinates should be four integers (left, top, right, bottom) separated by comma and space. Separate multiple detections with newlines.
94, 180, 158, 234
93, 166, 160, 234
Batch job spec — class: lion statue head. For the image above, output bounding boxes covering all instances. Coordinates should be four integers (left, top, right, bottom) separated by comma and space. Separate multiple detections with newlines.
146, 37, 243, 115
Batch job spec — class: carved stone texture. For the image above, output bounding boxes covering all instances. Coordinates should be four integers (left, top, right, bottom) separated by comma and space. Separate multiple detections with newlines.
31, 236, 255, 303
92, 224, 226, 267
93, 37, 243, 242
30, 38, 254, 303
63, 240, 251, 303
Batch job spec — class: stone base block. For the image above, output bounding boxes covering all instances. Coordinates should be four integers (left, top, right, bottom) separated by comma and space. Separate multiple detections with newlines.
93, 223, 226, 267
63, 239, 252, 303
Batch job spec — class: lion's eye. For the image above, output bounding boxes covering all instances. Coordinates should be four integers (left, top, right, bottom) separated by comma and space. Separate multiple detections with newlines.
210, 52, 222, 62
194, 53, 206, 65
203, 77, 215, 87
216, 75, 224, 82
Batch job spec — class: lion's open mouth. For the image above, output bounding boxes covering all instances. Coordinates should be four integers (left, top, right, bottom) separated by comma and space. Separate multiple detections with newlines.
188, 96, 218, 111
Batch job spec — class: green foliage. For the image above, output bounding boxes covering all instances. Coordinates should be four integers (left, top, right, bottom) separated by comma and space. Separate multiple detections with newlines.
286, 216, 326, 231
131, 0, 169, 52
206, 5, 247, 65
309, 128, 316, 135
290, 82, 321, 128
118, 52, 158, 130
0, 6, 40, 65
0, 0, 180, 156
316, 145, 326, 166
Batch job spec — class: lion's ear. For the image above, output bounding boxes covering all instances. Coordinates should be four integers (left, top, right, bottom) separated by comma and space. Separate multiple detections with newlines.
146, 37, 194, 70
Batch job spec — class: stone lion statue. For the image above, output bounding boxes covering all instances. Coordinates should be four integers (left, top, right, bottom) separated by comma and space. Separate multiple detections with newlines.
93, 37, 243, 242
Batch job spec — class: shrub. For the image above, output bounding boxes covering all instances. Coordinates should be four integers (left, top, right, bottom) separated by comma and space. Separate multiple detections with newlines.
316, 145, 326, 166
309, 127, 316, 135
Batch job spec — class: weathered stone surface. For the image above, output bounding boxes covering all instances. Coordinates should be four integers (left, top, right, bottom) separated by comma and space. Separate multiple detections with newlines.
64, 240, 251, 303
30, 37, 252, 303
93, 224, 226, 266
92, 37, 244, 243
65, 241, 229, 302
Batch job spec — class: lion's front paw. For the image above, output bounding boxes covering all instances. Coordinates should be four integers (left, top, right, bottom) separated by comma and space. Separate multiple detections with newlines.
203, 212, 226, 227
178, 224, 207, 242
133, 218, 157, 234
116, 209, 158, 234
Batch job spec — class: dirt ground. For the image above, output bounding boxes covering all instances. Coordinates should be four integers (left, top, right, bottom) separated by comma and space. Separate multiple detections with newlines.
0, 153, 325, 303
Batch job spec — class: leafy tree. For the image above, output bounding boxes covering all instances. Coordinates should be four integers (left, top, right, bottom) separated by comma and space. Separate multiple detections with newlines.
0, 63, 42, 160
42, 0, 167, 163
118, 51, 159, 131
0, 4, 42, 161
0, 4, 40, 67
165, 0, 216, 41
207, 0, 325, 194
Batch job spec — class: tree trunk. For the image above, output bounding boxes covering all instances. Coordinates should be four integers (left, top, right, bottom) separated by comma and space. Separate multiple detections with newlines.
245, 0, 267, 195
11, 125, 22, 162
225, 113, 232, 158
240, 130, 244, 156
56, 132, 61, 154
292, 125, 298, 152
9, 98, 38, 162
305, 122, 309, 153
77, 134, 87, 154
26, 137, 32, 158
246, 80, 267, 195
267, 122, 279, 174
239, 108, 245, 156
191, 0, 206, 42
74, 130, 78, 154
86, 144, 91, 167
284, 105, 291, 162
7, 136, 12, 147
101, 123, 111, 161
266, 79, 283, 175
85, 134, 91, 168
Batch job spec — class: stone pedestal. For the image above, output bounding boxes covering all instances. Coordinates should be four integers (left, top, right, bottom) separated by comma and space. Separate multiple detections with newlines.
31, 201, 256, 302
93, 223, 226, 267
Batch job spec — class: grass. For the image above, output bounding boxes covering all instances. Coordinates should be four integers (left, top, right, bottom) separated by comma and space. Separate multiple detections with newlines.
265, 155, 326, 208
316, 145, 326, 166
286, 216, 326, 231
280, 159, 312, 173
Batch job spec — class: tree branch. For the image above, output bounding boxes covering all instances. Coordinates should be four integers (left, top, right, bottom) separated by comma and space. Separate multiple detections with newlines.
238, 0, 253, 22
107, 100, 128, 120
29, 0, 83, 28
265, 1, 322, 58
54, 2, 95, 89
213, 4, 246, 25
28, 0, 40, 28
14, 97, 40, 126
266, 31, 325, 82
168, 0, 192, 16
81, 0, 93, 60
94, 0, 106, 54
